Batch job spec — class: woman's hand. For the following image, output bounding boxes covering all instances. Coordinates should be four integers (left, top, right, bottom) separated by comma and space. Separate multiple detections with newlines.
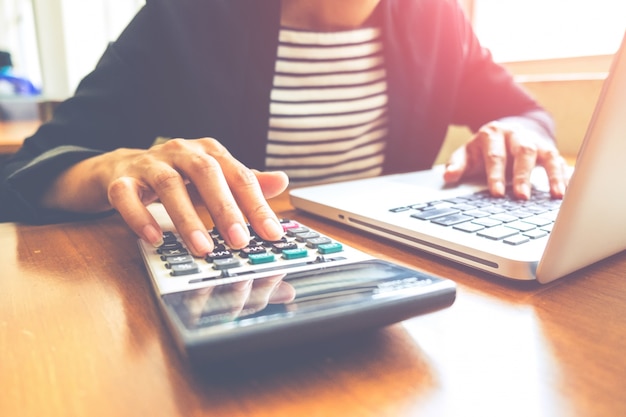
443, 121, 570, 199
41, 137, 289, 256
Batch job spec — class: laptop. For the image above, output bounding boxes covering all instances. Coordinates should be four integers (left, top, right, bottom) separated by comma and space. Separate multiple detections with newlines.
289, 31, 626, 284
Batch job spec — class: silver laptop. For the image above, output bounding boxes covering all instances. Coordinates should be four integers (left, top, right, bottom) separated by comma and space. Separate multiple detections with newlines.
290, 32, 626, 284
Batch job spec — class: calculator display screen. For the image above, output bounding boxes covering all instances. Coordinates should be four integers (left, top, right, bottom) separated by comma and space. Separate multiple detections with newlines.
161, 260, 433, 333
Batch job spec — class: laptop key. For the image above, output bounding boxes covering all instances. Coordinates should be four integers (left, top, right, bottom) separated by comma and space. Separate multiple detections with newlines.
411, 207, 460, 220
505, 220, 537, 232
523, 216, 553, 227
524, 229, 549, 239
477, 226, 520, 240
507, 209, 535, 219
463, 209, 491, 218
389, 206, 411, 213
473, 217, 502, 228
431, 214, 474, 226
504, 235, 531, 245
453, 222, 485, 233
489, 213, 519, 223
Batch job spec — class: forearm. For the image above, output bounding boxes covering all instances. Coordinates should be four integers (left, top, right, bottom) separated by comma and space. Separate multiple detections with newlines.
40, 149, 138, 214
497, 110, 556, 143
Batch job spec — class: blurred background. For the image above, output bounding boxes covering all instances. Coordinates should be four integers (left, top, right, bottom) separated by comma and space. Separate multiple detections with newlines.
0, 0, 624, 160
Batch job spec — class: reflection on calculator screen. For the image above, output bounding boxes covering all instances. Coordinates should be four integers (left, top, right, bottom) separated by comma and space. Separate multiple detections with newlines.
162, 261, 425, 331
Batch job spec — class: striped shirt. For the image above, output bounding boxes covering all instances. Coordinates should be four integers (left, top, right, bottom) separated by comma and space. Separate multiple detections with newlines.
265, 26, 389, 186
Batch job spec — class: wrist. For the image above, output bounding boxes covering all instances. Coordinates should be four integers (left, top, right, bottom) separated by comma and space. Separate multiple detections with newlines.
40, 153, 113, 213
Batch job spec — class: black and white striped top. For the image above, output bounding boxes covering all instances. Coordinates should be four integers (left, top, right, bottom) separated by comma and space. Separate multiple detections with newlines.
265, 26, 389, 186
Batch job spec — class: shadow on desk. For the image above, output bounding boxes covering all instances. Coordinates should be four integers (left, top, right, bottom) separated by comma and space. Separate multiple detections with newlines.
190, 325, 431, 378
175, 325, 439, 415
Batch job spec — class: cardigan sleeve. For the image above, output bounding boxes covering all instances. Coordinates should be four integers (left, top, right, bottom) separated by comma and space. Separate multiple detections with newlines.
0, 1, 187, 223
0, 0, 283, 224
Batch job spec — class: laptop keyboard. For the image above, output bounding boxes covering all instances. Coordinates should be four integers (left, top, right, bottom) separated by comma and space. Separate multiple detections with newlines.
389, 188, 562, 245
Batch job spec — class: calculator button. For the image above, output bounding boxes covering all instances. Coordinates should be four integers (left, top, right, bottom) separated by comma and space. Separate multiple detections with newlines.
317, 242, 343, 254
165, 254, 195, 266
170, 262, 200, 276
213, 258, 243, 270
248, 253, 276, 265
205, 249, 234, 262
295, 231, 320, 242
271, 241, 298, 253
159, 247, 189, 258
286, 227, 309, 237
162, 231, 178, 244
280, 220, 300, 231
263, 237, 287, 247
158, 241, 184, 253
282, 247, 309, 260
306, 237, 332, 248
239, 245, 267, 258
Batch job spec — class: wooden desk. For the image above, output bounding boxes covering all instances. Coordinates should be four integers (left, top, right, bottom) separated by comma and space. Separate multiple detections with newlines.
2, 193, 625, 417
0, 120, 39, 154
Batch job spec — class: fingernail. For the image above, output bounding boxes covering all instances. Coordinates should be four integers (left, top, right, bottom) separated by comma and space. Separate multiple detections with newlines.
143, 224, 164, 247
189, 230, 212, 255
493, 181, 506, 196
554, 182, 566, 197
227, 223, 249, 249
262, 217, 284, 239
519, 183, 531, 199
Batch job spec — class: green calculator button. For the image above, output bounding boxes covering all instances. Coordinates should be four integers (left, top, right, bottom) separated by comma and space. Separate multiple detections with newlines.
248, 253, 276, 265
282, 247, 309, 260
317, 242, 343, 254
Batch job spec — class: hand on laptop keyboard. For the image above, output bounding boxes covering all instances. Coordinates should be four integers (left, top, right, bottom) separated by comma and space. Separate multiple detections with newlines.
443, 121, 569, 200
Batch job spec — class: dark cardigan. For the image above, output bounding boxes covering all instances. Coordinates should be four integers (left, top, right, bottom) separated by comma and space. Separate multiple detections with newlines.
0, 0, 553, 223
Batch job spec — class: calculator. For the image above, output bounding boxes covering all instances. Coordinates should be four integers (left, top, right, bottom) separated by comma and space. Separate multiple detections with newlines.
138, 211, 456, 367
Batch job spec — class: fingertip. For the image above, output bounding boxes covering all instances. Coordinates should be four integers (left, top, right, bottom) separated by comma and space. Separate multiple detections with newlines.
271, 169, 289, 183
443, 163, 462, 183
256, 170, 290, 198
226, 222, 250, 249
142, 224, 164, 247
188, 229, 214, 255
551, 181, 566, 199
490, 180, 506, 197
261, 217, 285, 241
516, 183, 531, 200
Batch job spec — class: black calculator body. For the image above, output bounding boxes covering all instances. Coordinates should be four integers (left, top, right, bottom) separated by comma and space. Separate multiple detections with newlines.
137, 217, 456, 366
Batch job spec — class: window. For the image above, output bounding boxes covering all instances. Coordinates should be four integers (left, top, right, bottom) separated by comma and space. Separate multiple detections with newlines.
470, 0, 626, 69
53, 0, 145, 95
1, 0, 144, 98
0, 0, 40, 87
